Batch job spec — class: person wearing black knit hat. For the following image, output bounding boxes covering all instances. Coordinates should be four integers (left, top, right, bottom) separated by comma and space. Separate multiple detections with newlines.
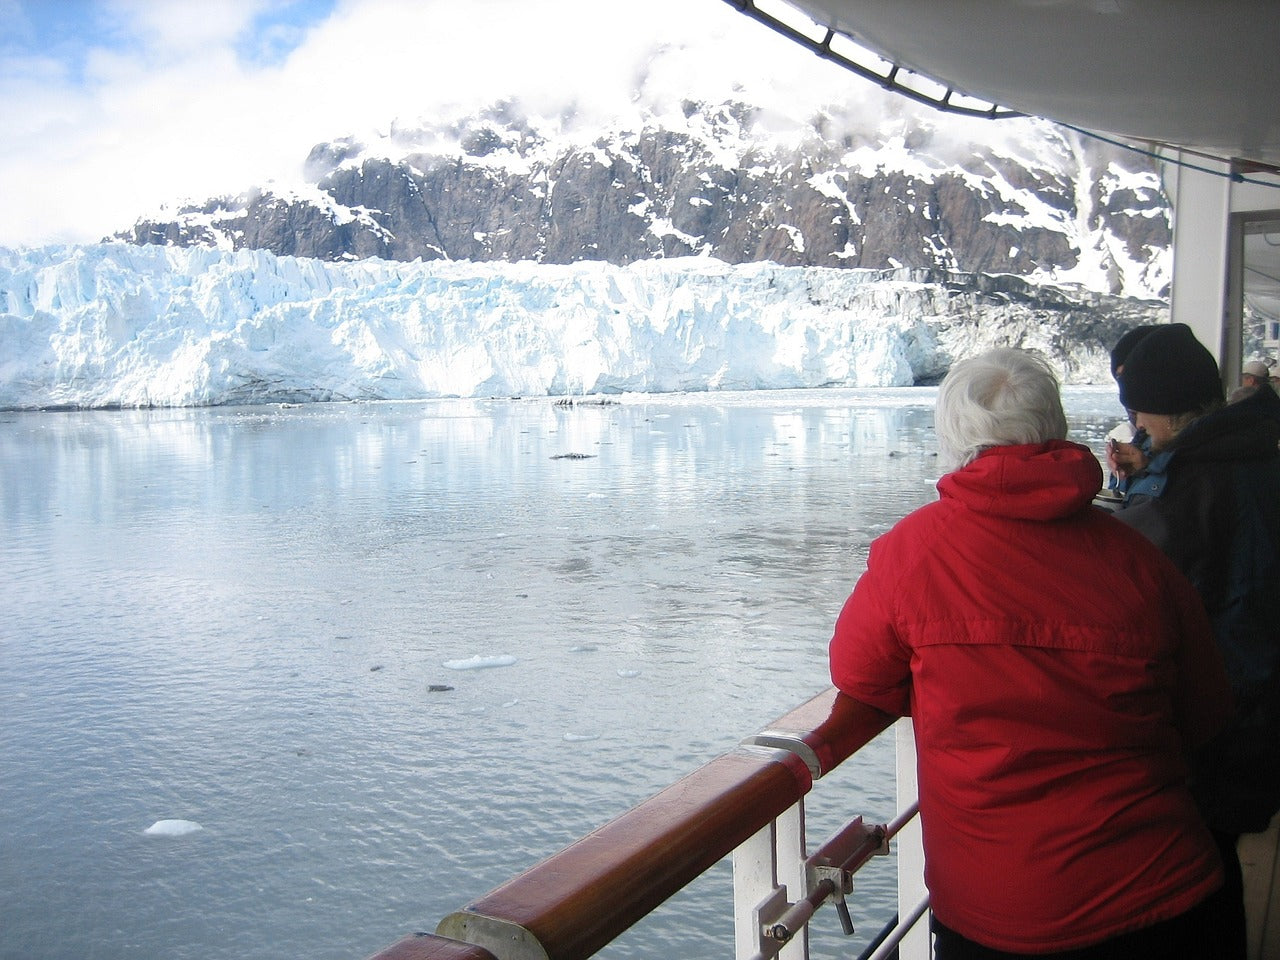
1101, 324, 1161, 497
1109, 323, 1159, 379
1117, 322, 1225, 447
1114, 321, 1280, 960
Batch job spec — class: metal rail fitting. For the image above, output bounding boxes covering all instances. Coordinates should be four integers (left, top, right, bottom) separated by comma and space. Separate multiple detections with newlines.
746, 802, 920, 960
720, 0, 1022, 120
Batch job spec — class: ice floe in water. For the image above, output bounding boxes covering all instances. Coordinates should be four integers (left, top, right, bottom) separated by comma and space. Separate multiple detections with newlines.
563, 733, 599, 742
442, 655, 517, 670
144, 819, 203, 837
617, 669, 641, 678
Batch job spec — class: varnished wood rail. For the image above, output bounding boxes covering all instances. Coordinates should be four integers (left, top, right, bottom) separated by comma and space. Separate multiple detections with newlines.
361, 688, 895, 960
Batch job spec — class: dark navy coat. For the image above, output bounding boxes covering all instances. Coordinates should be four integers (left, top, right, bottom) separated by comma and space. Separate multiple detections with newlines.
1118, 393, 1280, 833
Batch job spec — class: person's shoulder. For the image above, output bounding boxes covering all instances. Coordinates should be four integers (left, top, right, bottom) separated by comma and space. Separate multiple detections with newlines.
1219, 386, 1280, 429
1093, 508, 1194, 578
868, 497, 955, 561
888, 495, 954, 533
1090, 506, 1163, 545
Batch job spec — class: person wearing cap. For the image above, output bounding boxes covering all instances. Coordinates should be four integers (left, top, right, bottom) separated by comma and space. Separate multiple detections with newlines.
1115, 323, 1280, 960
1229, 359, 1280, 423
831, 348, 1233, 958
1242, 359, 1272, 389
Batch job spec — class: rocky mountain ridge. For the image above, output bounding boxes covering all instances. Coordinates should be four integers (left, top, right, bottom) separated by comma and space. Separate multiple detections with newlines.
114, 98, 1172, 301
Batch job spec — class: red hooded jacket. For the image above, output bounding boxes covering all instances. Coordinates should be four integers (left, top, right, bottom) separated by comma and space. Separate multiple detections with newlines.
830, 440, 1231, 952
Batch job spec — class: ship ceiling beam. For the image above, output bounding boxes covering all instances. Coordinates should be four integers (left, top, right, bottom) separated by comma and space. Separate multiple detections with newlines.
723, 0, 1021, 120
727, 0, 1280, 170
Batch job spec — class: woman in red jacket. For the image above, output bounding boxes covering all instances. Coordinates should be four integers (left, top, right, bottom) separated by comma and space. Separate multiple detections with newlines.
829, 348, 1235, 959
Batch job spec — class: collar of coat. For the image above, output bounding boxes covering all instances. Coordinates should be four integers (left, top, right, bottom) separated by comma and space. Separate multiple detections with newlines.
937, 440, 1102, 521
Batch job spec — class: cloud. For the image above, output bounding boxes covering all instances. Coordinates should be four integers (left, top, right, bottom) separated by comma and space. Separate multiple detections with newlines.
0, 0, 316, 245
0, 0, 931, 247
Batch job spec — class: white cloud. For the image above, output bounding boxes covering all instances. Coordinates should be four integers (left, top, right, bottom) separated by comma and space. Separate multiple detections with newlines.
0, 0, 906, 247
105, 0, 264, 54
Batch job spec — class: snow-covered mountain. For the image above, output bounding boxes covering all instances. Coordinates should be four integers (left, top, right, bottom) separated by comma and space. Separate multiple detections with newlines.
112, 99, 1170, 302
0, 93, 1178, 410
0, 243, 1163, 410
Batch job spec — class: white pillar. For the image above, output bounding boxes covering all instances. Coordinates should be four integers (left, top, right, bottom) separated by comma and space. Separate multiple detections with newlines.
1166, 152, 1232, 361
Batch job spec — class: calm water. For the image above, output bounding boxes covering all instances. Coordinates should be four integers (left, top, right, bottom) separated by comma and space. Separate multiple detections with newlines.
0, 387, 1122, 960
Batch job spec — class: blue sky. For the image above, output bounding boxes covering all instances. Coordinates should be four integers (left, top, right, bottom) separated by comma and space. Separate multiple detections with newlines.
2, 1, 338, 85
0, 0, 877, 248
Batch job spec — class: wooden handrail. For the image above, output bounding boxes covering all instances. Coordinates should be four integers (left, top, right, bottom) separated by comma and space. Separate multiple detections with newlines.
362, 687, 895, 960
744, 687, 896, 778
436, 746, 812, 960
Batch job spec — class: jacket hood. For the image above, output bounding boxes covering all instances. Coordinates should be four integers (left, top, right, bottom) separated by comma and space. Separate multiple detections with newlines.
937, 440, 1103, 521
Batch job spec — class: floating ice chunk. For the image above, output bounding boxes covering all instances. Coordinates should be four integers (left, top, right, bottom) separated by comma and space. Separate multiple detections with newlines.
617, 669, 641, 678
568, 645, 597, 653
144, 819, 203, 837
502, 699, 520, 708
443, 655, 517, 671
563, 733, 599, 742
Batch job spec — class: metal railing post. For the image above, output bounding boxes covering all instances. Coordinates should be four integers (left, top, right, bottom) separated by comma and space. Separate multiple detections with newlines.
731, 802, 809, 960
895, 719, 930, 960
775, 803, 808, 960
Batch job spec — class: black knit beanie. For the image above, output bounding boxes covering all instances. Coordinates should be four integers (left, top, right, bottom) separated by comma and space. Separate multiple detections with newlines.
1118, 323, 1224, 414
1109, 324, 1158, 378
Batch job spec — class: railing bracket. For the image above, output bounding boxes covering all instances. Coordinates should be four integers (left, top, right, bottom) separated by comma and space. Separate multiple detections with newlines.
805, 815, 892, 937
754, 886, 794, 946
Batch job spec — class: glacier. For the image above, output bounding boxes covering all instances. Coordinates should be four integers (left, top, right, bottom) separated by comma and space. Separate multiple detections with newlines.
0, 242, 1163, 410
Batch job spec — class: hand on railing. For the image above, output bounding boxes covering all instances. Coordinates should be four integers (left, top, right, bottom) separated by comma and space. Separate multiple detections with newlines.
745, 687, 897, 777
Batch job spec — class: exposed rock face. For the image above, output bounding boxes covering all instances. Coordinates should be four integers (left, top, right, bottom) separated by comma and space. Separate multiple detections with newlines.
115, 99, 1170, 300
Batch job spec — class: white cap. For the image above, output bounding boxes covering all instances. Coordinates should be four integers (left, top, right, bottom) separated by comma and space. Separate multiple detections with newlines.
1243, 360, 1270, 378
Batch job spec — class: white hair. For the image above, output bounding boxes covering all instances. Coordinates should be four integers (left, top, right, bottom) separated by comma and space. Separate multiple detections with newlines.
935, 348, 1069, 470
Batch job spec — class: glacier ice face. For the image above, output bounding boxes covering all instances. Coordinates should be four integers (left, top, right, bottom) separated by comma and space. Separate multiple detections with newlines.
0, 243, 1165, 410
